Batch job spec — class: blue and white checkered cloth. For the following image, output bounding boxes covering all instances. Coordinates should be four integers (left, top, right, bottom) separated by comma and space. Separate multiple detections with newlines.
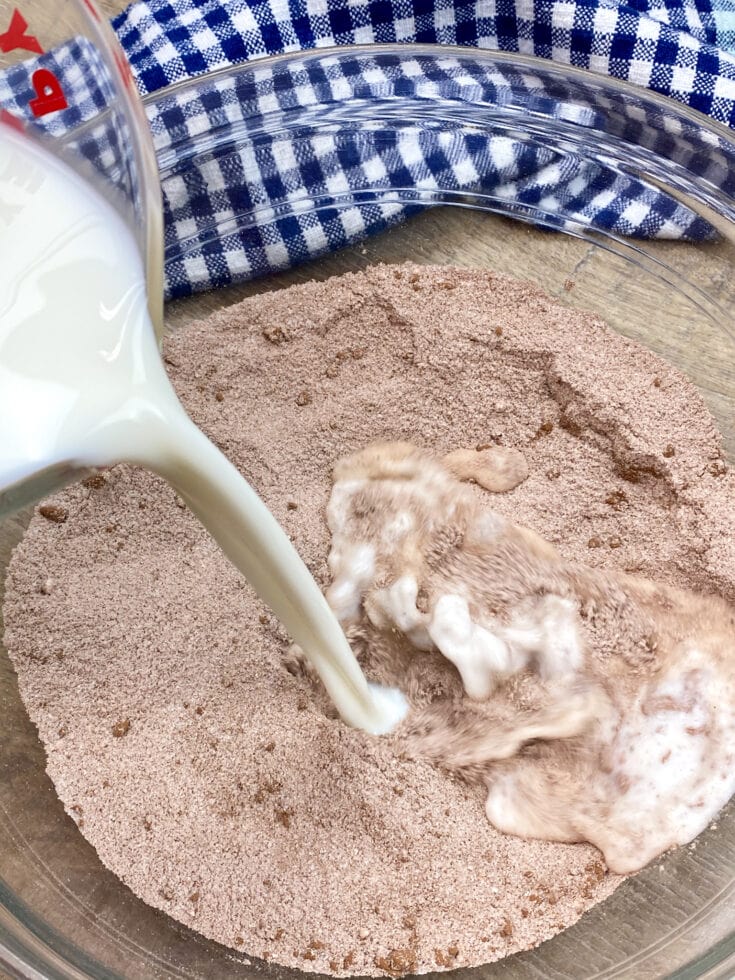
5, 0, 735, 298
115, 0, 735, 120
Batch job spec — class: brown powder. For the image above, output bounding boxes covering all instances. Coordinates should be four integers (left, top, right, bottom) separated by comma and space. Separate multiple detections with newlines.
4, 263, 735, 975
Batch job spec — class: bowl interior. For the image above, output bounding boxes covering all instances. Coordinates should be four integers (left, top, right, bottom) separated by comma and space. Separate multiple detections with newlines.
3, 49, 735, 980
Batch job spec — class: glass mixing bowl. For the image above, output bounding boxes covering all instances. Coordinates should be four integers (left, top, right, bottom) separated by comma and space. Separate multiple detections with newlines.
0, 0, 163, 328
2, 44, 735, 979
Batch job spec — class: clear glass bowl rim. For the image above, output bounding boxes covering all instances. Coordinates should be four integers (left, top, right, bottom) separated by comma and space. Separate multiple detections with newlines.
1, 40, 734, 980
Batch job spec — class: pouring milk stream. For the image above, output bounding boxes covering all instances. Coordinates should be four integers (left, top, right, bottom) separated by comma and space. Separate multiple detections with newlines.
0, 121, 407, 734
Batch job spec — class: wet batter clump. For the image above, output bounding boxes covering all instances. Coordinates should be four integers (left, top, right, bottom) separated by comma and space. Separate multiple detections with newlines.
324, 441, 735, 873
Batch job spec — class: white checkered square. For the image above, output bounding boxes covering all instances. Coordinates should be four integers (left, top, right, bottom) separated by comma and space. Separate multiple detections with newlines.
672, 65, 698, 92
593, 6, 619, 34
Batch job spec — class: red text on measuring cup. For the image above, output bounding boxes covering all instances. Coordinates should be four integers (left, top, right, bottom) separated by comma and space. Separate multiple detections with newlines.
0, 8, 69, 118
29, 69, 68, 116
0, 9, 42, 55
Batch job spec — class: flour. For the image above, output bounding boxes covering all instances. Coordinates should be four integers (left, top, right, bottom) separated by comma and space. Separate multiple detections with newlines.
4, 263, 734, 974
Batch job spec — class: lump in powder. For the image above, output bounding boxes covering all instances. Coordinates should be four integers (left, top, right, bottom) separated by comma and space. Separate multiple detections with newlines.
325, 441, 735, 874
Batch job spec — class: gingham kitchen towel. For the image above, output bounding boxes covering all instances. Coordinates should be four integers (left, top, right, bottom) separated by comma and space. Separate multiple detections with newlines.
114, 0, 735, 298
115, 0, 735, 121
5, 0, 735, 298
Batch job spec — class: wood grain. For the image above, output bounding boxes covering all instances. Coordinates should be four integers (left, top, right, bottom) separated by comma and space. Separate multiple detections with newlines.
99, 0, 126, 14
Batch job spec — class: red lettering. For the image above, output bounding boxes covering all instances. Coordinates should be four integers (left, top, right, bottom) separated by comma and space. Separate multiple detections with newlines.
0, 9, 43, 55
29, 69, 68, 118
0, 108, 23, 132
80, 0, 101, 21
113, 48, 134, 90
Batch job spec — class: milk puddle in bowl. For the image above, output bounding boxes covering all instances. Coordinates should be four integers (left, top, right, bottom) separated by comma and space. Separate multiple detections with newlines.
0, 120, 406, 735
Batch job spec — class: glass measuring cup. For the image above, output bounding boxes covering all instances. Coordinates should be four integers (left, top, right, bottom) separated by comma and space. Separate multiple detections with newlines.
0, 0, 162, 320
0, 0, 406, 736
0, 0, 163, 513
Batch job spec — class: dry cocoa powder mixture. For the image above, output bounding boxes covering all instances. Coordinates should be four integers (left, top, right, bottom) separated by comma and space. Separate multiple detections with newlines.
4, 263, 735, 975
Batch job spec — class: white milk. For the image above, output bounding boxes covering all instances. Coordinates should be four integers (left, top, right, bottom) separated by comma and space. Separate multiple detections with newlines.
0, 124, 407, 735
